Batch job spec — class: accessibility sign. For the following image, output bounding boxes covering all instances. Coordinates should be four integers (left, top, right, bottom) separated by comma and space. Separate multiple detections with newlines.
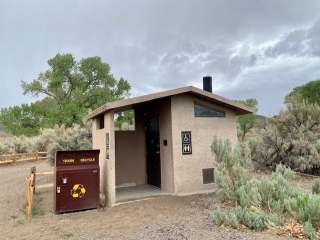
181, 131, 192, 155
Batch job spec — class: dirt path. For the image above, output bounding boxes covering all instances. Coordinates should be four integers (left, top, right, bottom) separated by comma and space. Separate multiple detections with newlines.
0, 161, 292, 240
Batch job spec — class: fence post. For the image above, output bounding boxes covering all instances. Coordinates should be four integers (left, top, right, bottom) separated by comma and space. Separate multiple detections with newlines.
30, 166, 36, 193
24, 176, 32, 222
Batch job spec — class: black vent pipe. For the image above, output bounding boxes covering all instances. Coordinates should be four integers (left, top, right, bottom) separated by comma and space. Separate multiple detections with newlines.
203, 76, 212, 93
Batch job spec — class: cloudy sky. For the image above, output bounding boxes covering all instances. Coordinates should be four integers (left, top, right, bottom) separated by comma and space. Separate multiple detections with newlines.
1, 0, 320, 116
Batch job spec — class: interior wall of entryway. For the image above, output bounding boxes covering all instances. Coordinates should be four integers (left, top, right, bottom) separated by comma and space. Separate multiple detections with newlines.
115, 111, 146, 186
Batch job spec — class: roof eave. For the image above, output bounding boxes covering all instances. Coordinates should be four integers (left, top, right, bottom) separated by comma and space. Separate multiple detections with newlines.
87, 86, 253, 119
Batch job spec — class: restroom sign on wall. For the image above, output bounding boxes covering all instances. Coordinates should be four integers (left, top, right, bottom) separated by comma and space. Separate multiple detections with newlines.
181, 131, 192, 155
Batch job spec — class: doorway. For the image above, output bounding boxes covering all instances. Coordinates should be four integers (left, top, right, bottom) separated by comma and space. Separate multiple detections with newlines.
145, 117, 161, 188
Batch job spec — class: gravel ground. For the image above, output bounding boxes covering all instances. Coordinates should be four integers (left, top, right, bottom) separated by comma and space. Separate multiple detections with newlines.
0, 161, 306, 240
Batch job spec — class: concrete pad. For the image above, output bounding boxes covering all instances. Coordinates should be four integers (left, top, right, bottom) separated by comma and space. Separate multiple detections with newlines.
116, 184, 166, 203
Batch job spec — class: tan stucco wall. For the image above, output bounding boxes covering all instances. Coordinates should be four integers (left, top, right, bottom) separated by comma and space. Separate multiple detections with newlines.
171, 94, 238, 194
92, 119, 106, 194
115, 113, 146, 186
92, 93, 239, 205
92, 112, 116, 206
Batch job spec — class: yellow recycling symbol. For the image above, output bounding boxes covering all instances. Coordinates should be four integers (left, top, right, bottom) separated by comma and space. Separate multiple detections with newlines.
71, 184, 86, 199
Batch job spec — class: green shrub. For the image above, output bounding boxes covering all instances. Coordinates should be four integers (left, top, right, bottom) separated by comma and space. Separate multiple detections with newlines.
241, 209, 269, 231
234, 181, 260, 208
304, 221, 317, 240
250, 99, 320, 174
211, 138, 252, 203
0, 123, 92, 164
256, 165, 299, 214
212, 208, 238, 229
287, 194, 320, 229
211, 138, 320, 237
45, 124, 92, 164
212, 209, 225, 226
312, 179, 320, 194
212, 207, 274, 232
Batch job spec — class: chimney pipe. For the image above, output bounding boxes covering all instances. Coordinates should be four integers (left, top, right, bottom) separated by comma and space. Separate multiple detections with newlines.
203, 76, 212, 93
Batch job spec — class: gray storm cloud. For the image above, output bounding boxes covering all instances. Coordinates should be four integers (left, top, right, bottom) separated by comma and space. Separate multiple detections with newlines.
1, 0, 320, 116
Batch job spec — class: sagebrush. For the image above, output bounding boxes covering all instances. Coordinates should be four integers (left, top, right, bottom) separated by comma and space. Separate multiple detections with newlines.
0, 123, 92, 164
249, 99, 320, 174
211, 138, 320, 239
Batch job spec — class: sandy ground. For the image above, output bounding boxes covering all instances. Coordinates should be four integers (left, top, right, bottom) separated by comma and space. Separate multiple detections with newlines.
0, 161, 314, 240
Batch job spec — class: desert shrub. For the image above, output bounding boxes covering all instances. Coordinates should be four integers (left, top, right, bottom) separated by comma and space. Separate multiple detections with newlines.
287, 194, 320, 229
211, 138, 253, 203
241, 208, 269, 231
0, 123, 92, 164
45, 124, 92, 164
212, 207, 271, 231
304, 221, 317, 240
0, 136, 37, 153
250, 99, 320, 174
0, 139, 11, 154
257, 165, 299, 214
312, 179, 320, 194
212, 208, 239, 229
211, 138, 320, 238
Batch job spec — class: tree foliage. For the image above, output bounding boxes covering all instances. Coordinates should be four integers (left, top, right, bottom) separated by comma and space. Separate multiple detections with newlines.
235, 99, 258, 141
286, 80, 320, 105
0, 53, 130, 136
0, 104, 42, 136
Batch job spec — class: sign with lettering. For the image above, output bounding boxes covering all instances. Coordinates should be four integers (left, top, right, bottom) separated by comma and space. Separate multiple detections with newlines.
181, 131, 192, 155
56, 150, 100, 166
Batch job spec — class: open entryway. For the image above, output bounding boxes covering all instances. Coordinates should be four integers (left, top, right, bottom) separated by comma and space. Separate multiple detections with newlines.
114, 108, 163, 203
114, 99, 173, 204
145, 116, 161, 188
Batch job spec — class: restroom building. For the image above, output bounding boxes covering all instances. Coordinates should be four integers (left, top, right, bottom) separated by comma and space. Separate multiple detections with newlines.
88, 76, 252, 207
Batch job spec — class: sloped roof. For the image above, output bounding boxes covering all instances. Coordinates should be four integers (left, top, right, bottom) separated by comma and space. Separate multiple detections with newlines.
88, 86, 253, 119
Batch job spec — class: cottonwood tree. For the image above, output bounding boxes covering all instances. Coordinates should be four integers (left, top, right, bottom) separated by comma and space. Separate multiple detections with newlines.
286, 79, 320, 105
0, 53, 131, 135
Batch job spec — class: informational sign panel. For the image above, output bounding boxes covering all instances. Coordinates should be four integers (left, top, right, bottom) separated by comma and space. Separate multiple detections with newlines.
181, 131, 192, 155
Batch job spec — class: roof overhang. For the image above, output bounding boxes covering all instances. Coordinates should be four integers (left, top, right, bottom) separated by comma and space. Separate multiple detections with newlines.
88, 86, 254, 119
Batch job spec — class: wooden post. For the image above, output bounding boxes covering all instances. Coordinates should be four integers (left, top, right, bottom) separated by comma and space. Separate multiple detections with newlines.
30, 167, 36, 193
24, 176, 34, 222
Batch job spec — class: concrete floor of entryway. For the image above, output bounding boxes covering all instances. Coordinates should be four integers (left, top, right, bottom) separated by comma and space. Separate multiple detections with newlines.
116, 184, 166, 203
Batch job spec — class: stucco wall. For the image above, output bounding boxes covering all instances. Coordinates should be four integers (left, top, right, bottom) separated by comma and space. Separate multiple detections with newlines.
171, 94, 238, 194
115, 113, 146, 186
92, 112, 116, 206
158, 99, 174, 193
92, 118, 107, 194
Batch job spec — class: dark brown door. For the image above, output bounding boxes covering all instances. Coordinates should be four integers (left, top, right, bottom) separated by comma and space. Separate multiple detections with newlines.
145, 117, 161, 188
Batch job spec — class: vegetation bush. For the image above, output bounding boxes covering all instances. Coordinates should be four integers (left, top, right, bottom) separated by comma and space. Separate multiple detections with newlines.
211, 138, 320, 239
0, 123, 91, 164
304, 221, 317, 240
249, 99, 320, 174
287, 194, 320, 229
312, 179, 320, 194
45, 124, 92, 164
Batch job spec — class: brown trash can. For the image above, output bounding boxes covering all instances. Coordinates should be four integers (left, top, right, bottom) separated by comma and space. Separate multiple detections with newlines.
55, 150, 100, 214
